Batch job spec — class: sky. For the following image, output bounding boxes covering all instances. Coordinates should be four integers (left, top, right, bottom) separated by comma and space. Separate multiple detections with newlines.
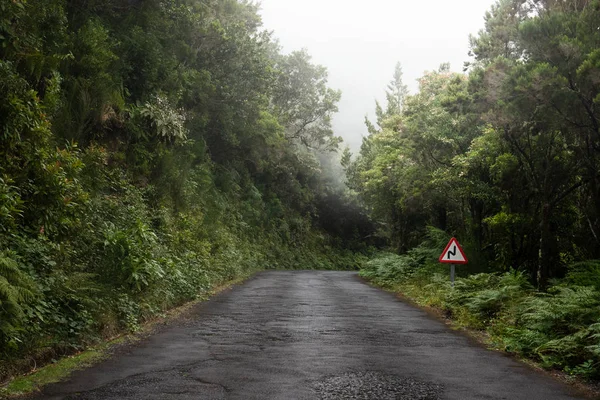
258, 0, 497, 150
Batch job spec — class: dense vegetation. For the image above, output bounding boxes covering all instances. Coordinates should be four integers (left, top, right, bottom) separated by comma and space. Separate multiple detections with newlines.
0, 0, 373, 381
3, 0, 600, 387
350, 0, 600, 379
361, 230, 600, 379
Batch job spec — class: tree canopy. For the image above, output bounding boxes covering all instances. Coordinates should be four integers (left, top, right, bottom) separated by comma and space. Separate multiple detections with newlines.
0, 0, 372, 379
348, 0, 600, 289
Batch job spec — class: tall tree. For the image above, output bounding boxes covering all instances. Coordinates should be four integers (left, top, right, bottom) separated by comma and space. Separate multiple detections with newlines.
385, 62, 410, 116
271, 50, 342, 151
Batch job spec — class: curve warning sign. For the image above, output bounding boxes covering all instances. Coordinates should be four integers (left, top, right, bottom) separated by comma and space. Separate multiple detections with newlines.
439, 237, 468, 264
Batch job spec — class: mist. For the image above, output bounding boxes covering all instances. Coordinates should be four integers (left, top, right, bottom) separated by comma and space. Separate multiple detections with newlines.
259, 0, 498, 150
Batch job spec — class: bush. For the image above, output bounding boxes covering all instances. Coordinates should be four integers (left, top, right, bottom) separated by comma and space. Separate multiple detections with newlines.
360, 235, 600, 379
563, 260, 600, 290
0, 0, 366, 383
0, 251, 36, 353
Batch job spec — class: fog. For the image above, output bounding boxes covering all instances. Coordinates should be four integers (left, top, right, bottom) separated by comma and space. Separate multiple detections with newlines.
259, 0, 498, 150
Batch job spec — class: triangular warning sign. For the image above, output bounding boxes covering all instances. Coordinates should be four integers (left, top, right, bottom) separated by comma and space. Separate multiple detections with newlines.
439, 237, 468, 264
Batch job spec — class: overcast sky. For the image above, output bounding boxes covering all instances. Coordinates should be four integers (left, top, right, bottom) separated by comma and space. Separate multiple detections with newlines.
258, 0, 497, 150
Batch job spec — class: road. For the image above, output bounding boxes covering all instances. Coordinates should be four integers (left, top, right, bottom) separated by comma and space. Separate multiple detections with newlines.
36, 271, 584, 399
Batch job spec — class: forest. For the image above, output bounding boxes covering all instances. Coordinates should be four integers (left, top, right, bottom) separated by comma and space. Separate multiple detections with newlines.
351, 0, 600, 380
1, 0, 600, 389
0, 0, 372, 382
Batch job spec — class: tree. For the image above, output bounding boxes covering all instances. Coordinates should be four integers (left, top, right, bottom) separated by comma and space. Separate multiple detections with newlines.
348, 0, 600, 288
271, 50, 342, 151
385, 62, 409, 116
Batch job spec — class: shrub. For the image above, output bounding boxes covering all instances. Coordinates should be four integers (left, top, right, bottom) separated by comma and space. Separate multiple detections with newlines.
360, 235, 600, 378
0, 251, 36, 354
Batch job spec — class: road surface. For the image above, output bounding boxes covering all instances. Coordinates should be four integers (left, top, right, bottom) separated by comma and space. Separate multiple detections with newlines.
36, 271, 584, 399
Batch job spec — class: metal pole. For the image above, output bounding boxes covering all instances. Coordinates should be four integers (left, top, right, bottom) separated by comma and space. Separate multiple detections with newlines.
450, 264, 455, 288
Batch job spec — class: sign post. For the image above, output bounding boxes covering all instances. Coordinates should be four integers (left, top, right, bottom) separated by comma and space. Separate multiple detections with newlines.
439, 237, 468, 288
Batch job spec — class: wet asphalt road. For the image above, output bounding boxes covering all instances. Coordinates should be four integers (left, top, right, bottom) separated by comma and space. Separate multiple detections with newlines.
36, 271, 584, 400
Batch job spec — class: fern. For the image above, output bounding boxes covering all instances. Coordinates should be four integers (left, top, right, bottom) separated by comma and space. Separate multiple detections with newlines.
359, 226, 450, 286
0, 251, 36, 351
564, 260, 600, 290
452, 270, 532, 319
136, 95, 187, 143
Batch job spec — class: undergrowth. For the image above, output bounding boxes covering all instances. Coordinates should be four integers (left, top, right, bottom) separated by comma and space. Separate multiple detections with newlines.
361, 228, 600, 380
0, 158, 362, 384
0, 0, 372, 386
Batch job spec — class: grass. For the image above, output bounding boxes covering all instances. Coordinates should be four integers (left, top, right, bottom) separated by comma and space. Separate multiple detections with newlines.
0, 274, 254, 399
363, 276, 600, 399
1, 346, 108, 398
359, 245, 600, 398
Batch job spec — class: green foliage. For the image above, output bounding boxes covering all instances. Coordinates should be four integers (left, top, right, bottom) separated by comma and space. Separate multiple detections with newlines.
0, 176, 23, 230
348, 0, 600, 288
272, 50, 342, 151
360, 227, 448, 285
135, 95, 187, 143
353, 0, 600, 382
499, 286, 600, 378
361, 236, 600, 378
449, 271, 532, 324
0, 251, 36, 351
0, 0, 367, 384
563, 261, 600, 290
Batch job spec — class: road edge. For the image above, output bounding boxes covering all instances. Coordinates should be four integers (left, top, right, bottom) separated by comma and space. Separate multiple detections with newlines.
0, 273, 257, 399
356, 274, 600, 400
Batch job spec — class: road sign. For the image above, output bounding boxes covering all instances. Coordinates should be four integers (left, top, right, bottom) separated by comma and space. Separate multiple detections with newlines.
439, 237, 468, 264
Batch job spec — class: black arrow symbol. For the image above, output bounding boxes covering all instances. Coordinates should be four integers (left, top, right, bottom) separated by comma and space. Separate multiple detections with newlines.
447, 246, 456, 259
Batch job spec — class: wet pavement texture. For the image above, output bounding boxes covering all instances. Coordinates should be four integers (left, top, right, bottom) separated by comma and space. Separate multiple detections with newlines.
35, 271, 584, 399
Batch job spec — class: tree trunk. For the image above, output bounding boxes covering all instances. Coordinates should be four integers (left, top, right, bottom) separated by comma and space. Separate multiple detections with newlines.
470, 199, 484, 254
437, 205, 447, 231
537, 203, 551, 290
590, 176, 600, 258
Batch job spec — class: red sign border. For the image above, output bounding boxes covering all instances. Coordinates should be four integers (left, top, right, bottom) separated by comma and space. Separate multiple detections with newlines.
439, 237, 468, 264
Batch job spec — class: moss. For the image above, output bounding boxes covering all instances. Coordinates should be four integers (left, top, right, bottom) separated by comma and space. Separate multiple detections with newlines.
0, 276, 250, 398
1, 349, 106, 398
